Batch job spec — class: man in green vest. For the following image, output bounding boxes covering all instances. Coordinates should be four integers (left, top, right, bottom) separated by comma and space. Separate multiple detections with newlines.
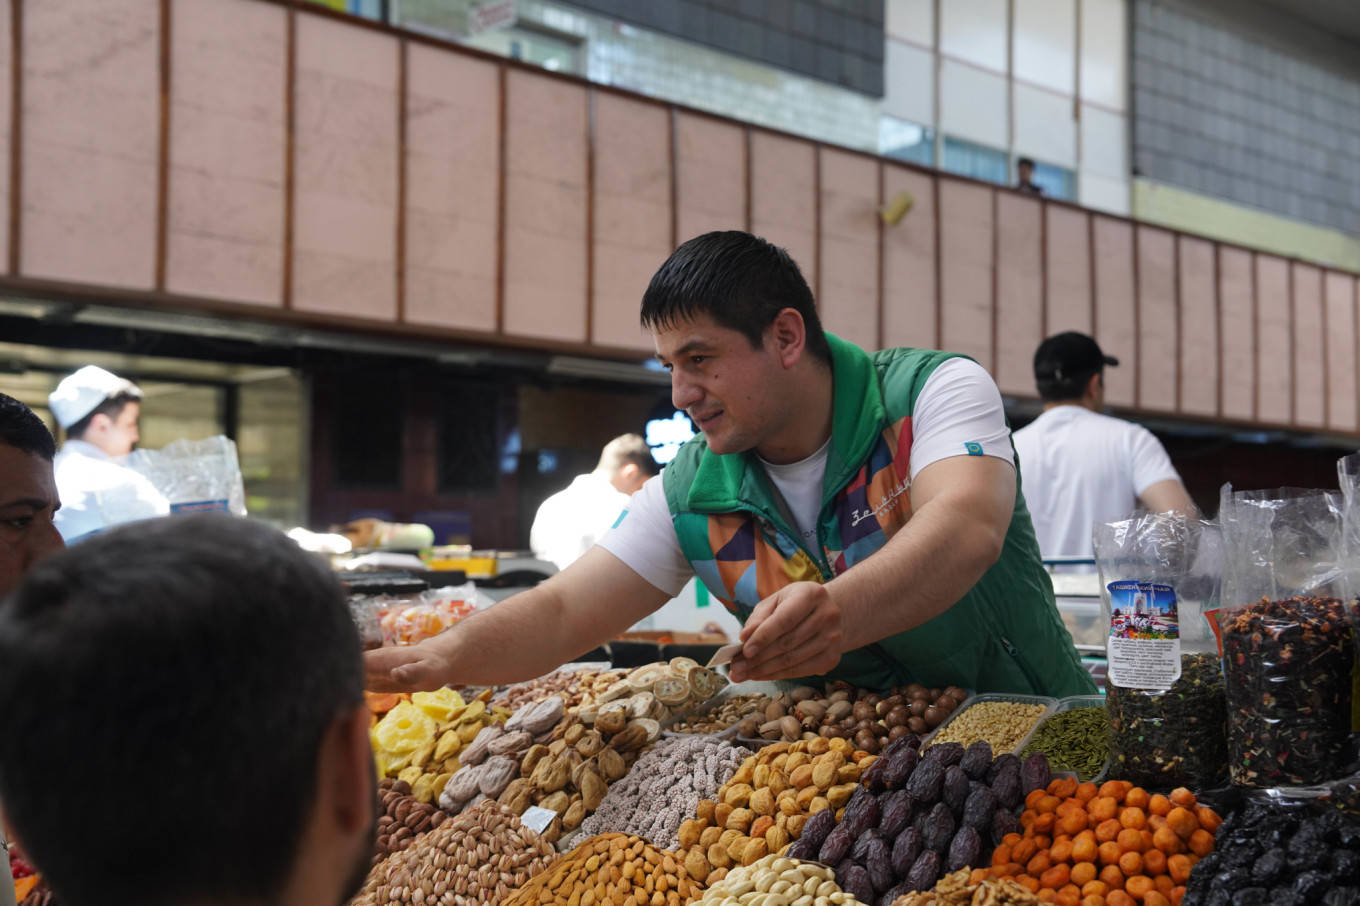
367, 232, 1094, 697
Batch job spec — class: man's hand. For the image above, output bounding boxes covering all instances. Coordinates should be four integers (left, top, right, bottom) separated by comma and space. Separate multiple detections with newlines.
730, 581, 844, 682
364, 641, 455, 693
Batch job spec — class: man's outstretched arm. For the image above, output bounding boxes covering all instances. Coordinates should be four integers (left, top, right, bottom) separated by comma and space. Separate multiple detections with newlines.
364, 545, 671, 691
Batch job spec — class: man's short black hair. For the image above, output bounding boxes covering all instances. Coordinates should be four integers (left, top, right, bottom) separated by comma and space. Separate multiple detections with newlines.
65, 390, 139, 440
1018, 157, 1036, 169
0, 514, 364, 906
0, 393, 55, 460
1033, 331, 1119, 402
640, 231, 832, 364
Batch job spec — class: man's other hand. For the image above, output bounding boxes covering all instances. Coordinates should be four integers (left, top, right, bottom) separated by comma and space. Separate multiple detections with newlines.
363, 642, 453, 692
731, 581, 843, 682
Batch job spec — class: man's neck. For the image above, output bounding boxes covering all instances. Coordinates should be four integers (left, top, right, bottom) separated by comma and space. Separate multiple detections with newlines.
1041, 399, 1094, 413
754, 364, 834, 464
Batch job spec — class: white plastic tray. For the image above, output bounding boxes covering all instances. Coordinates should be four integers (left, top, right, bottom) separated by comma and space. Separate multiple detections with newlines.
920, 692, 1058, 754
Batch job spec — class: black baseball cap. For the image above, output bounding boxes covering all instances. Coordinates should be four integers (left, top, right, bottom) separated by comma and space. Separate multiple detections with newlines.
1033, 331, 1119, 383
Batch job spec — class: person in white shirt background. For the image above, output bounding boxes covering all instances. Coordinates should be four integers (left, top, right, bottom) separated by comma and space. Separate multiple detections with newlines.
47, 365, 169, 543
529, 433, 659, 571
1011, 332, 1195, 560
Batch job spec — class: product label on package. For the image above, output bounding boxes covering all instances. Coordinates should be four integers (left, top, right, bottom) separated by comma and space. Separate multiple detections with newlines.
1106, 581, 1181, 689
519, 806, 557, 835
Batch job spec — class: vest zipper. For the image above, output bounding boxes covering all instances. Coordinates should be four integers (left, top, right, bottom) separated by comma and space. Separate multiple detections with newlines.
998, 635, 1047, 693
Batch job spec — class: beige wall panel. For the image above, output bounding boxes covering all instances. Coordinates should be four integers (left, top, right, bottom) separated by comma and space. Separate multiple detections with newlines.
938, 180, 994, 366
1255, 255, 1291, 425
592, 93, 671, 352
167, 0, 285, 306
1325, 273, 1357, 432
0, 0, 10, 265
749, 131, 816, 292
995, 193, 1042, 396
818, 150, 879, 350
1291, 263, 1325, 428
880, 166, 937, 351
404, 47, 498, 332
1218, 248, 1255, 422
1177, 236, 1217, 417
1136, 227, 1176, 412
1092, 217, 1136, 407
292, 14, 397, 319
1044, 205, 1092, 336
675, 113, 745, 242
503, 70, 588, 342
22, 0, 158, 287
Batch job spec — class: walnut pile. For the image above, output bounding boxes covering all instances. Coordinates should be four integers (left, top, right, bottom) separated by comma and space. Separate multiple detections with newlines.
891, 869, 1040, 906
492, 667, 626, 712
578, 735, 752, 849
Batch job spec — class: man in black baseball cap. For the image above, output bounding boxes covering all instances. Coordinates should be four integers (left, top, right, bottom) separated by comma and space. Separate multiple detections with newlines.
1013, 331, 1192, 559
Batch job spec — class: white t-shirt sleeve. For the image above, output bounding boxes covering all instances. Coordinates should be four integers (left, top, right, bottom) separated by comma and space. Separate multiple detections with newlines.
597, 474, 694, 596
1127, 424, 1182, 496
908, 358, 1015, 481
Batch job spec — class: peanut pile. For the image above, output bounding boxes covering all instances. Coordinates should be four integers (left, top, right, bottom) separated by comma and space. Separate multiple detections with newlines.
676, 737, 878, 885
353, 800, 556, 906
579, 735, 752, 849
501, 833, 704, 906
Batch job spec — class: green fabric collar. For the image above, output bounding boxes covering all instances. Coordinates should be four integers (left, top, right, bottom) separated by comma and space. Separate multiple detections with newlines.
684, 332, 885, 513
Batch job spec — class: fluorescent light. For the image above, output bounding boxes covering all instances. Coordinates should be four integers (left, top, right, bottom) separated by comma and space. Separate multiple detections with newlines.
546, 355, 672, 386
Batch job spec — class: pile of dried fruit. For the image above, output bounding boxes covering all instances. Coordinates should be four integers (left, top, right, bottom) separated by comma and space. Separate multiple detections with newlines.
737, 683, 968, 753
375, 778, 452, 865
1105, 653, 1226, 790
985, 780, 1220, 906
501, 833, 704, 906
369, 689, 511, 802
784, 737, 1042, 902
577, 660, 728, 727
437, 697, 565, 816
697, 854, 868, 905
353, 800, 556, 906
677, 737, 877, 885
493, 667, 628, 712
579, 735, 752, 849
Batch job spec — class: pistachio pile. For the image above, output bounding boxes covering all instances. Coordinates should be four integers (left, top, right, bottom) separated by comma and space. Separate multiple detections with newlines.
736, 683, 968, 754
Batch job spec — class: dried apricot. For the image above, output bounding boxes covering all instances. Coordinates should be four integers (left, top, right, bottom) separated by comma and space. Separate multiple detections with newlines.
1107, 892, 1135, 906
1099, 864, 1125, 890
1167, 788, 1196, 808
1089, 797, 1118, 821
1165, 807, 1197, 840
1071, 833, 1098, 863
1098, 841, 1122, 865
1051, 838, 1074, 863
1119, 807, 1147, 830
1194, 806, 1221, 833
1148, 794, 1171, 817
1152, 826, 1182, 854
1117, 851, 1143, 877
1070, 862, 1098, 886
1075, 782, 1099, 803
1144, 893, 1171, 906
1116, 828, 1146, 853
1166, 854, 1192, 884
1095, 819, 1122, 843
1041, 865, 1072, 889
1187, 829, 1214, 857
1142, 849, 1167, 876
1081, 881, 1110, 897
1124, 875, 1155, 901
1123, 787, 1150, 810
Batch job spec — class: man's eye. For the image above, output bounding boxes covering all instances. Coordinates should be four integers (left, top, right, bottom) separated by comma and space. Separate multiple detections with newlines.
691, 356, 708, 365
4, 517, 32, 530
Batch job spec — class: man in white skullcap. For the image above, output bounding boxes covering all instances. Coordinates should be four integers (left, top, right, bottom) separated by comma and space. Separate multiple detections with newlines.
47, 366, 169, 542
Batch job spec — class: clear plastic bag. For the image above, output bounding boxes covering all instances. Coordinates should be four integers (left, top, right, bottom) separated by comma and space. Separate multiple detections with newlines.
125, 435, 247, 516
377, 583, 494, 646
1094, 512, 1228, 788
1216, 485, 1356, 787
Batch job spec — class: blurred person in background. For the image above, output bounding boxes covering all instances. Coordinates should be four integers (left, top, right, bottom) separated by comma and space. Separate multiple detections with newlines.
530, 433, 659, 571
46, 365, 168, 542
1012, 332, 1194, 560
0, 515, 375, 906
0, 393, 63, 599
1016, 157, 1043, 196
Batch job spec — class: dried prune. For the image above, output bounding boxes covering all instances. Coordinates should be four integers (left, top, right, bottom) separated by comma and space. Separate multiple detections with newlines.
961, 785, 998, 831
891, 826, 923, 877
1290, 871, 1331, 901
840, 787, 881, 837
985, 753, 1019, 783
1020, 752, 1051, 795
861, 749, 890, 792
905, 849, 943, 893
990, 763, 1022, 809
942, 765, 970, 816
1230, 888, 1267, 906
880, 739, 919, 790
877, 789, 914, 839
784, 837, 818, 861
1330, 849, 1360, 882
947, 825, 982, 872
1323, 890, 1360, 906
818, 823, 854, 866
851, 829, 883, 862
800, 807, 837, 849
840, 864, 874, 904
906, 759, 945, 804
922, 802, 956, 853
926, 741, 965, 766
990, 809, 1020, 847
958, 740, 993, 780
1250, 848, 1286, 886
880, 883, 911, 906
862, 836, 893, 892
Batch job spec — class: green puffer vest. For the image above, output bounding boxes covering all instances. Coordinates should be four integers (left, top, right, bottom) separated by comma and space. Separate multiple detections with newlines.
661, 333, 1095, 696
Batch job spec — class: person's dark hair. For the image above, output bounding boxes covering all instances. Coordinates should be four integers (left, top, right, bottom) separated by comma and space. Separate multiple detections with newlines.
1018, 157, 1036, 170
64, 390, 139, 440
0, 514, 365, 906
0, 392, 56, 460
640, 231, 832, 364
1036, 368, 1099, 402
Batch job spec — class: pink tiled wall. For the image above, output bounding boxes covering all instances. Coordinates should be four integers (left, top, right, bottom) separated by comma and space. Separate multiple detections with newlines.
1092, 217, 1136, 409
817, 149, 879, 351
994, 193, 1042, 397
1177, 236, 1217, 417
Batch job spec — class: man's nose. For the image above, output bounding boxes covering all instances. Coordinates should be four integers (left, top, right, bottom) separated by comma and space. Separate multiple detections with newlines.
672, 372, 702, 411
27, 519, 64, 567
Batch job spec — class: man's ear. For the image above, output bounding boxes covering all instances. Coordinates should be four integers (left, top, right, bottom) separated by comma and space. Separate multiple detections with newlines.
1085, 372, 1102, 400
322, 704, 376, 834
767, 309, 807, 369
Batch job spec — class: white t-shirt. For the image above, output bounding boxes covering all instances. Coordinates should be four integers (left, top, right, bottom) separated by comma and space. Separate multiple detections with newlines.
529, 471, 631, 571
1011, 405, 1182, 559
52, 440, 171, 542
600, 358, 1015, 595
